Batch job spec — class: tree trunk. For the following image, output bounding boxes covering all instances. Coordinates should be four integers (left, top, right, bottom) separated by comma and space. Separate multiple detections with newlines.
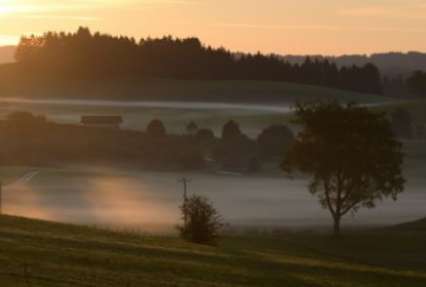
333, 215, 341, 236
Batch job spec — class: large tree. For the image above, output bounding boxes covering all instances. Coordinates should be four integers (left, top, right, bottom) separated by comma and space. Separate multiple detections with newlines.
282, 102, 405, 235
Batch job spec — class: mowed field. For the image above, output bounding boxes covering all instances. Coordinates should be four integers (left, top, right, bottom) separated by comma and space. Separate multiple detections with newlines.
0, 215, 425, 287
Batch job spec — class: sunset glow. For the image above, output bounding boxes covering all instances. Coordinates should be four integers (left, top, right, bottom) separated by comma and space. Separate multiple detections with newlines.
1, 0, 426, 54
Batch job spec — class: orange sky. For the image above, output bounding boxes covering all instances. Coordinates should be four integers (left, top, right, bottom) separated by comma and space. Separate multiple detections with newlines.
1, 0, 426, 55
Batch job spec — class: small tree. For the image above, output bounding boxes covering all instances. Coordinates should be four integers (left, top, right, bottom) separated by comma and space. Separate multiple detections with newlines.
178, 195, 223, 245
186, 121, 199, 135
222, 120, 241, 142
257, 125, 294, 159
283, 102, 405, 236
146, 119, 166, 138
391, 108, 413, 139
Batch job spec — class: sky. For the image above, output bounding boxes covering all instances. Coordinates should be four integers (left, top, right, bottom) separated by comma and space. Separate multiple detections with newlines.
0, 0, 426, 55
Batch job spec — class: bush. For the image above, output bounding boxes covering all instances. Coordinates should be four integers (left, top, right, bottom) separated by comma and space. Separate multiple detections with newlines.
178, 195, 223, 245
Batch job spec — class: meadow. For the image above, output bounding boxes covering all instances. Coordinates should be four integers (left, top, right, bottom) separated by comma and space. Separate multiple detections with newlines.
0, 215, 425, 286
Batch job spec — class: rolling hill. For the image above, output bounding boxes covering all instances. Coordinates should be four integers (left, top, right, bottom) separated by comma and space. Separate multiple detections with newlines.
0, 215, 425, 286
0, 68, 387, 104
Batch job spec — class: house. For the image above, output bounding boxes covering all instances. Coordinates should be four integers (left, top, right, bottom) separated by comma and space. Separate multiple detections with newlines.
81, 115, 123, 129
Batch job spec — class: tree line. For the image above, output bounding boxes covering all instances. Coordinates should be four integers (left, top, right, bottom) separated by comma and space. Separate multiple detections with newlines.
0, 111, 293, 172
383, 70, 426, 98
15, 27, 382, 95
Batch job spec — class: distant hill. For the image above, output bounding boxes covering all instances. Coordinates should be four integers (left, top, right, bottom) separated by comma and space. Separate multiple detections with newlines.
280, 52, 426, 77
0, 46, 15, 64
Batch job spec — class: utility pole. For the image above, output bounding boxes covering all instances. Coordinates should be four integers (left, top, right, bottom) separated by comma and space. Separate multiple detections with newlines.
0, 181, 2, 215
178, 177, 191, 225
178, 177, 191, 202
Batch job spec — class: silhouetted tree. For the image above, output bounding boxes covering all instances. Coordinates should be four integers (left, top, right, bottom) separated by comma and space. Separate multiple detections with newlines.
247, 157, 261, 173
222, 120, 241, 142
186, 121, 198, 135
196, 128, 215, 144
146, 119, 166, 138
391, 108, 413, 139
407, 70, 426, 97
178, 195, 223, 245
257, 125, 294, 159
282, 102, 405, 236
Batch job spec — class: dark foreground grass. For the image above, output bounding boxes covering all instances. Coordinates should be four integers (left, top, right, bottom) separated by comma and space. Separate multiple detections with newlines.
0, 215, 425, 287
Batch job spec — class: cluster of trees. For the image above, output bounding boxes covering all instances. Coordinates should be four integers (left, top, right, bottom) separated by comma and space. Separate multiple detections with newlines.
391, 107, 425, 140
15, 27, 382, 94
383, 70, 426, 98
0, 111, 294, 171
0, 112, 206, 169
407, 71, 426, 97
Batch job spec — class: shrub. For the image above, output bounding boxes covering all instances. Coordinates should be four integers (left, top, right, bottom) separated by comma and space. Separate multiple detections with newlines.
178, 195, 223, 245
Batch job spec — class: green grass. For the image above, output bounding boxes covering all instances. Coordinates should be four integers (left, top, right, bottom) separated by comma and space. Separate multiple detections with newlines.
0, 76, 387, 103
0, 215, 425, 286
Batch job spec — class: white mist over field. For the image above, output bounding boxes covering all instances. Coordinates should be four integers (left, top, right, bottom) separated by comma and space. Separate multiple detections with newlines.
3, 165, 426, 233
0, 99, 425, 233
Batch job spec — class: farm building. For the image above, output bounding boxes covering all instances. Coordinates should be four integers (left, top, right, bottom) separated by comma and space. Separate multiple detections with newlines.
81, 115, 123, 129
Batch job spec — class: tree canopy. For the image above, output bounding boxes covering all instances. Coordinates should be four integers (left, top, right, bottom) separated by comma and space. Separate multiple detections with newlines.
283, 102, 405, 235
407, 70, 426, 97
14, 27, 382, 95
146, 119, 166, 138
257, 125, 294, 159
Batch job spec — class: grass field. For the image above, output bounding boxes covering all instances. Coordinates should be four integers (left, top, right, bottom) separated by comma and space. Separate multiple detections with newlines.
0, 76, 388, 103
0, 215, 425, 286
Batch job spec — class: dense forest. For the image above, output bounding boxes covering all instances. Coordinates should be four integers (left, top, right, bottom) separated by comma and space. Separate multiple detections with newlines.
14, 27, 382, 95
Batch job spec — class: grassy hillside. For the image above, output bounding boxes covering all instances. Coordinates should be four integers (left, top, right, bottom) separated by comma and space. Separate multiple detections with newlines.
0, 63, 387, 104
0, 215, 425, 286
